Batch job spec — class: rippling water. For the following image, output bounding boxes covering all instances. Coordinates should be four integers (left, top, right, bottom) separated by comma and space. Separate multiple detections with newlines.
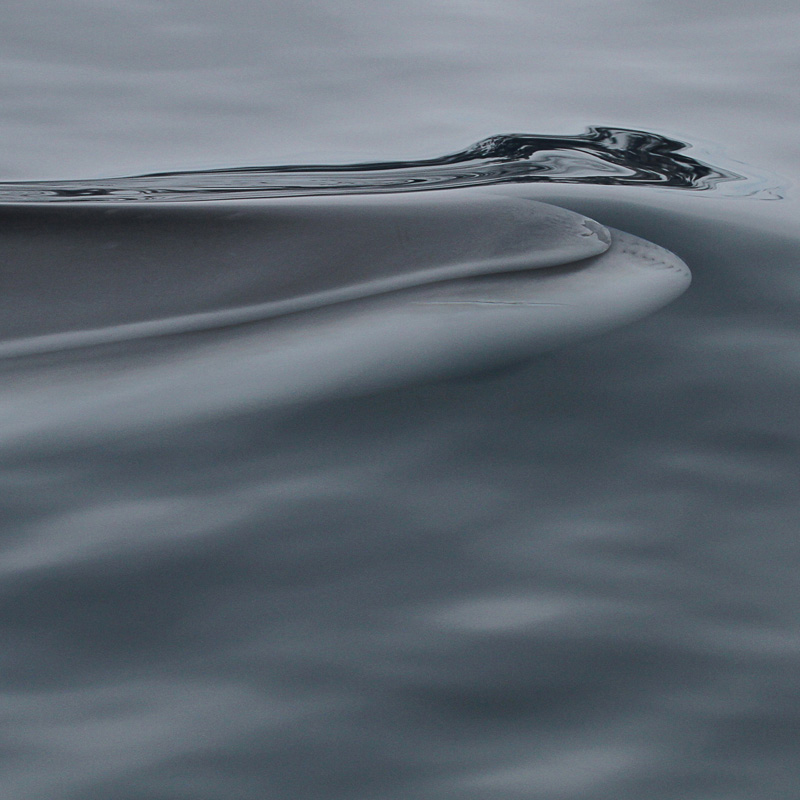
2, 3, 800, 800
0, 127, 760, 202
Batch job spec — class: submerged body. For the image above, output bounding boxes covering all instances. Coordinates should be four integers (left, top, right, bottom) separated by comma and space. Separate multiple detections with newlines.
0, 191, 687, 360
0, 191, 689, 440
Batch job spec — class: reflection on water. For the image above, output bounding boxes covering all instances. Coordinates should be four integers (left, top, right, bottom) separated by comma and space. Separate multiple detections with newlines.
0, 127, 761, 203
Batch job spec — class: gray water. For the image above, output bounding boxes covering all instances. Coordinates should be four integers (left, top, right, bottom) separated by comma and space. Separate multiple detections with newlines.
2, 2, 800, 799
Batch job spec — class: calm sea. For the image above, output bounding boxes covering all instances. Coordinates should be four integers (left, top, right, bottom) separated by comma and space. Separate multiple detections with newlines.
1, 2, 799, 798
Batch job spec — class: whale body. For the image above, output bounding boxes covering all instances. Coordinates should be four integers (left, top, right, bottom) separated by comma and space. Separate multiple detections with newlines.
0, 192, 687, 356
0, 191, 689, 435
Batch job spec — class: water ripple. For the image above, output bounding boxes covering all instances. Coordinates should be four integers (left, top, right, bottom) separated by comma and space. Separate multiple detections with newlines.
0, 127, 763, 203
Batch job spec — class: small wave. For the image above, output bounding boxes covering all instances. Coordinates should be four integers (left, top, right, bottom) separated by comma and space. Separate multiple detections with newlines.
0, 127, 764, 203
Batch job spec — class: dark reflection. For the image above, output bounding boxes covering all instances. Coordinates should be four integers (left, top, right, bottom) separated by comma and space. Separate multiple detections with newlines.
0, 127, 755, 203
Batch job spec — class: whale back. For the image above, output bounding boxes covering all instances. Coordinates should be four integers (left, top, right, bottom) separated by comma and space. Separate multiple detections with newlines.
0, 193, 610, 345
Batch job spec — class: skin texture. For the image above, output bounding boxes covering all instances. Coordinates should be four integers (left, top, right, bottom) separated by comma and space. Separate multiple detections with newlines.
0, 191, 683, 358
0, 192, 689, 440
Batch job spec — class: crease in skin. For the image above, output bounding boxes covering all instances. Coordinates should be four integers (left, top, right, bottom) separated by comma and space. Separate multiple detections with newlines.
414, 301, 569, 307
1, 262, 579, 359
0, 194, 689, 379
0, 223, 690, 439
0, 194, 610, 358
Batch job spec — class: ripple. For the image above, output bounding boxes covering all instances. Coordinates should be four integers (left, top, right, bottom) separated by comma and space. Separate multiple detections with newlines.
0, 127, 764, 203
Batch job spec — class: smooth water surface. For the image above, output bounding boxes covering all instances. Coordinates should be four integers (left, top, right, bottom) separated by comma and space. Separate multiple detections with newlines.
1, 2, 799, 799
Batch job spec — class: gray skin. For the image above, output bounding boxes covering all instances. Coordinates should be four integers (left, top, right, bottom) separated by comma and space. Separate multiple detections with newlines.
0, 192, 610, 350
0, 191, 689, 439
0, 191, 686, 361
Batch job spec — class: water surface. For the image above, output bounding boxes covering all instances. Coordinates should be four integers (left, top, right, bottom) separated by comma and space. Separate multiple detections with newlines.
2, 3, 800, 799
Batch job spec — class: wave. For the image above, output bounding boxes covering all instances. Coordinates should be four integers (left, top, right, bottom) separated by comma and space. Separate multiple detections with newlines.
0, 127, 758, 203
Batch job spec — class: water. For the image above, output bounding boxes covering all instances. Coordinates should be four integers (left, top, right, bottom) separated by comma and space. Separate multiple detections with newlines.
0, 128, 758, 201
2, 3, 800, 799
